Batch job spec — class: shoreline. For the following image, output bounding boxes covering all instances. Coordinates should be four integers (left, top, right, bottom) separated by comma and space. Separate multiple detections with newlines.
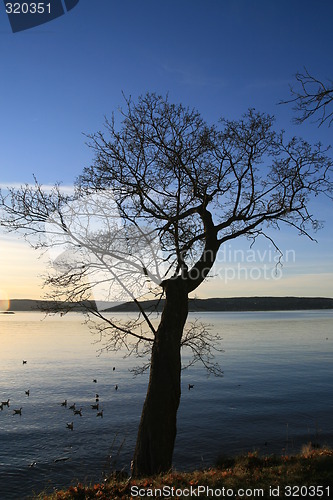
33, 446, 333, 499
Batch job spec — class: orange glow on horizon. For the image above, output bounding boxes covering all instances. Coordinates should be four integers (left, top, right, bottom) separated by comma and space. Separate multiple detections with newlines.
0, 290, 10, 311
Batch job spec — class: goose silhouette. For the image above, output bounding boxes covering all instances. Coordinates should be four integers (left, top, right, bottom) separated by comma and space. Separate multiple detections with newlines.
13, 407, 22, 415
96, 409, 103, 418
73, 408, 82, 416
25, 390, 30, 397
1, 399, 10, 406
66, 422, 74, 431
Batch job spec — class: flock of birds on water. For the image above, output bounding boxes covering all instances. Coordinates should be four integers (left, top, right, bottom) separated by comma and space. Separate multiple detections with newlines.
1, 360, 196, 433
0, 360, 121, 431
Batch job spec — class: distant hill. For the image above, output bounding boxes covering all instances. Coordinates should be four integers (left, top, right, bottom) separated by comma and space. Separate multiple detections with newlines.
7, 296, 333, 313
104, 296, 333, 313
8, 299, 97, 312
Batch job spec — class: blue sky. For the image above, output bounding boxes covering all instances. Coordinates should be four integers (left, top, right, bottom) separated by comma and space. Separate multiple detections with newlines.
0, 0, 332, 300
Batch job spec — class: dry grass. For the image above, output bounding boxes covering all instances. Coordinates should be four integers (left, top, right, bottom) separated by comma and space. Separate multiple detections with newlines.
32, 445, 333, 499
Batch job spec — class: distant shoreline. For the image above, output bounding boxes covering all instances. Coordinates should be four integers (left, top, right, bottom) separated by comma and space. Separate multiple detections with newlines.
6, 296, 333, 313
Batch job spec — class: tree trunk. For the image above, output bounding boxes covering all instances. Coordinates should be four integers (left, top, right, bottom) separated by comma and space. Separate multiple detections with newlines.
132, 276, 188, 477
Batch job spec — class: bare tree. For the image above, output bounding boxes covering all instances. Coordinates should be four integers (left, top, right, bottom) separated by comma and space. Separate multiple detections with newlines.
1, 93, 332, 476
282, 68, 333, 127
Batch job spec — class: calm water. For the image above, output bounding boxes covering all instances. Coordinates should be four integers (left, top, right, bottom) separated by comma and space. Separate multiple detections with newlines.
0, 310, 332, 498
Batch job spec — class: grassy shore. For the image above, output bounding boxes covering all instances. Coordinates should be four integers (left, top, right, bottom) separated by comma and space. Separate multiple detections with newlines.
33, 445, 333, 499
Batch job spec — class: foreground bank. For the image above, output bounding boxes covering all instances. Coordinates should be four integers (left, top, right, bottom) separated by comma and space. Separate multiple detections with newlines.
33, 446, 333, 499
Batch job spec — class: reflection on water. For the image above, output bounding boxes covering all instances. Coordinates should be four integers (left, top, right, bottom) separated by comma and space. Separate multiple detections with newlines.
0, 310, 332, 499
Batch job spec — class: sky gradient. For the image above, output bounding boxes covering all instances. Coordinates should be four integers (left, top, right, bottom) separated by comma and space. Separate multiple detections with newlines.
0, 0, 332, 300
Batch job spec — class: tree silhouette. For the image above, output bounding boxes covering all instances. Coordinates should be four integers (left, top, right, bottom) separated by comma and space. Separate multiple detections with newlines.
1, 93, 332, 476
283, 68, 333, 127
